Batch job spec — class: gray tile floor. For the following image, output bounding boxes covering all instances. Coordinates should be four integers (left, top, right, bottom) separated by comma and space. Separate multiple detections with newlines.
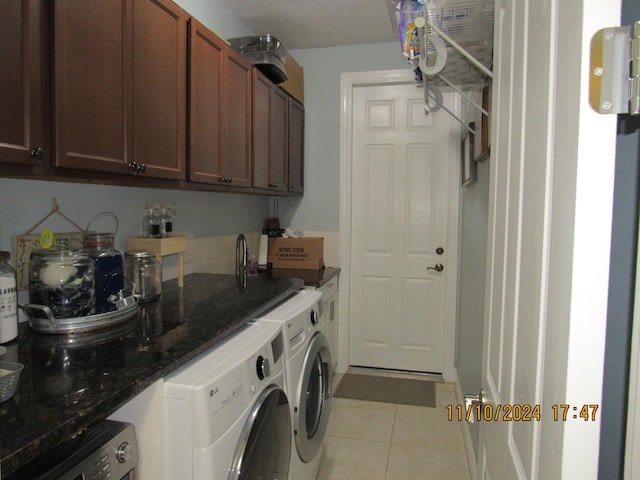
317, 374, 471, 480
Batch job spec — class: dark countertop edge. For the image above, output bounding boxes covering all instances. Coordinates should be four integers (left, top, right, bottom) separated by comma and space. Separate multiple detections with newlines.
1, 276, 304, 476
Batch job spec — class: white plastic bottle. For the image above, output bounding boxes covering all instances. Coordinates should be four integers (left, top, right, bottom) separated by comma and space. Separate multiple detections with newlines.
0, 251, 18, 343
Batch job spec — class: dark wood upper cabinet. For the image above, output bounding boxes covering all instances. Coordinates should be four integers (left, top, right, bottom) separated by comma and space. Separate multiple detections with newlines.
188, 18, 223, 184
54, 0, 186, 180
252, 70, 271, 190
189, 18, 251, 188
270, 86, 288, 192
132, 0, 186, 180
288, 98, 304, 194
54, 0, 132, 174
221, 48, 252, 187
0, 0, 50, 166
0, 0, 303, 195
252, 70, 288, 193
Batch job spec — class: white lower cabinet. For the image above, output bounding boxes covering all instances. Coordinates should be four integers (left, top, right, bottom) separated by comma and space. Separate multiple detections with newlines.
108, 379, 166, 480
317, 276, 339, 371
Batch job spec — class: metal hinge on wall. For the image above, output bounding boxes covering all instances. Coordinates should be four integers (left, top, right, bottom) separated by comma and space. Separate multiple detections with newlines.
589, 21, 640, 115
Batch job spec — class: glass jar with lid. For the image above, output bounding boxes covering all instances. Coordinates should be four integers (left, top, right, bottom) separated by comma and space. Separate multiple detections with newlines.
123, 251, 161, 303
29, 243, 95, 319
83, 232, 124, 313
0, 251, 18, 343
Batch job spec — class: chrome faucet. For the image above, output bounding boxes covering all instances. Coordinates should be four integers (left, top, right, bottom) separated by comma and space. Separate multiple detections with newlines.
236, 234, 248, 275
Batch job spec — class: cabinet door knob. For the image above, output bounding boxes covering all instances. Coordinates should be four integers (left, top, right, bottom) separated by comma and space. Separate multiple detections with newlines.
30, 147, 45, 160
128, 161, 146, 174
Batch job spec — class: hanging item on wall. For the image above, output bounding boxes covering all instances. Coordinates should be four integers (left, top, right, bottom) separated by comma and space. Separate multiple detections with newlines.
14, 198, 85, 290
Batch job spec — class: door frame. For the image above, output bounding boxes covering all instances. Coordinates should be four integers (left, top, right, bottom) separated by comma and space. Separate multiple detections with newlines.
338, 69, 460, 380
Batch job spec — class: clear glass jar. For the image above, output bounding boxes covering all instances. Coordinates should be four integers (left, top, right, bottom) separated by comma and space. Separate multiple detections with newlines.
29, 245, 95, 319
83, 233, 124, 313
123, 251, 161, 303
0, 251, 18, 343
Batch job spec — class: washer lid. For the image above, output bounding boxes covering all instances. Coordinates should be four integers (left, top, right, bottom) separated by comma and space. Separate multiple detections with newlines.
259, 290, 322, 321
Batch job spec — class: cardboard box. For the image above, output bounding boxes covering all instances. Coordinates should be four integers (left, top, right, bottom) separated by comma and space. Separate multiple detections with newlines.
280, 54, 304, 104
268, 237, 324, 270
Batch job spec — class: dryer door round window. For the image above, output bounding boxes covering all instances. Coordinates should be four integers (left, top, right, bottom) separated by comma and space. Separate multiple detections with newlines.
295, 332, 332, 462
229, 384, 291, 480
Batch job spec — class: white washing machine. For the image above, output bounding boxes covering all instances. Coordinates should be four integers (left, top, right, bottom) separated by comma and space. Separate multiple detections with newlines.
257, 290, 332, 480
164, 321, 291, 480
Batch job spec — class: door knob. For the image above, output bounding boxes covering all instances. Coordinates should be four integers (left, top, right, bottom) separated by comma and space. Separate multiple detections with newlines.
427, 263, 444, 272
463, 389, 487, 423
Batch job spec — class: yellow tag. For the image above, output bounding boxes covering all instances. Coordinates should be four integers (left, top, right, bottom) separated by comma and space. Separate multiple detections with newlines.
40, 229, 55, 249
0, 369, 12, 377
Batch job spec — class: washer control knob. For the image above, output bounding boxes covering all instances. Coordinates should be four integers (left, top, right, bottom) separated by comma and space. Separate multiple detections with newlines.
310, 309, 318, 326
256, 355, 270, 380
116, 442, 132, 463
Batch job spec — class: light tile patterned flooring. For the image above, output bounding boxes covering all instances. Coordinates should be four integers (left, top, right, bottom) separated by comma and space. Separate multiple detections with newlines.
316, 375, 471, 480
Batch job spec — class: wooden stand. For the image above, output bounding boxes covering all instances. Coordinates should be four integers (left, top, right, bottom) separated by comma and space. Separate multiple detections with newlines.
127, 235, 188, 287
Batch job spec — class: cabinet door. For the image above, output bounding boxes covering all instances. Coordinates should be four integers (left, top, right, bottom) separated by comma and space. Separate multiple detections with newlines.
288, 98, 304, 194
270, 87, 288, 193
188, 18, 224, 184
132, 0, 186, 180
222, 48, 252, 187
0, 0, 50, 166
252, 70, 271, 190
252, 70, 288, 193
54, 0, 132, 173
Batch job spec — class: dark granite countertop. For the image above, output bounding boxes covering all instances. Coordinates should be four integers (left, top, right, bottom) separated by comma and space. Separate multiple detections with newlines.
270, 266, 340, 287
0, 273, 303, 478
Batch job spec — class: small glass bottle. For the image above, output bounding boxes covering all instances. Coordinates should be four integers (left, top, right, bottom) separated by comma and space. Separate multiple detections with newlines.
83, 233, 124, 313
0, 251, 18, 343
159, 201, 175, 238
142, 202, 161, 238
123, 251, 161, 303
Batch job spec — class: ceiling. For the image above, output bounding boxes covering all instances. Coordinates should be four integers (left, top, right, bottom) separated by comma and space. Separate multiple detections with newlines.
219, 0, 495, 86
218, 0, 400, 50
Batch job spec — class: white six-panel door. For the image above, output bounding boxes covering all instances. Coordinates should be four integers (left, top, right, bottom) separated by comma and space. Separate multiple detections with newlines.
348, 82, 459, 373
479, 0, 620, 477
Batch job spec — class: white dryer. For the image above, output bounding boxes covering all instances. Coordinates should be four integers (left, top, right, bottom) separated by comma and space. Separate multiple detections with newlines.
164, 321, 291, 480
257, 290, 332, 480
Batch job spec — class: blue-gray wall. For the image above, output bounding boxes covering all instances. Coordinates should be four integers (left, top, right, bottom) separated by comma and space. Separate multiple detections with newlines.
0, 178, 270, 254
598, 1, 640, 476
281, 44, 408, 231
